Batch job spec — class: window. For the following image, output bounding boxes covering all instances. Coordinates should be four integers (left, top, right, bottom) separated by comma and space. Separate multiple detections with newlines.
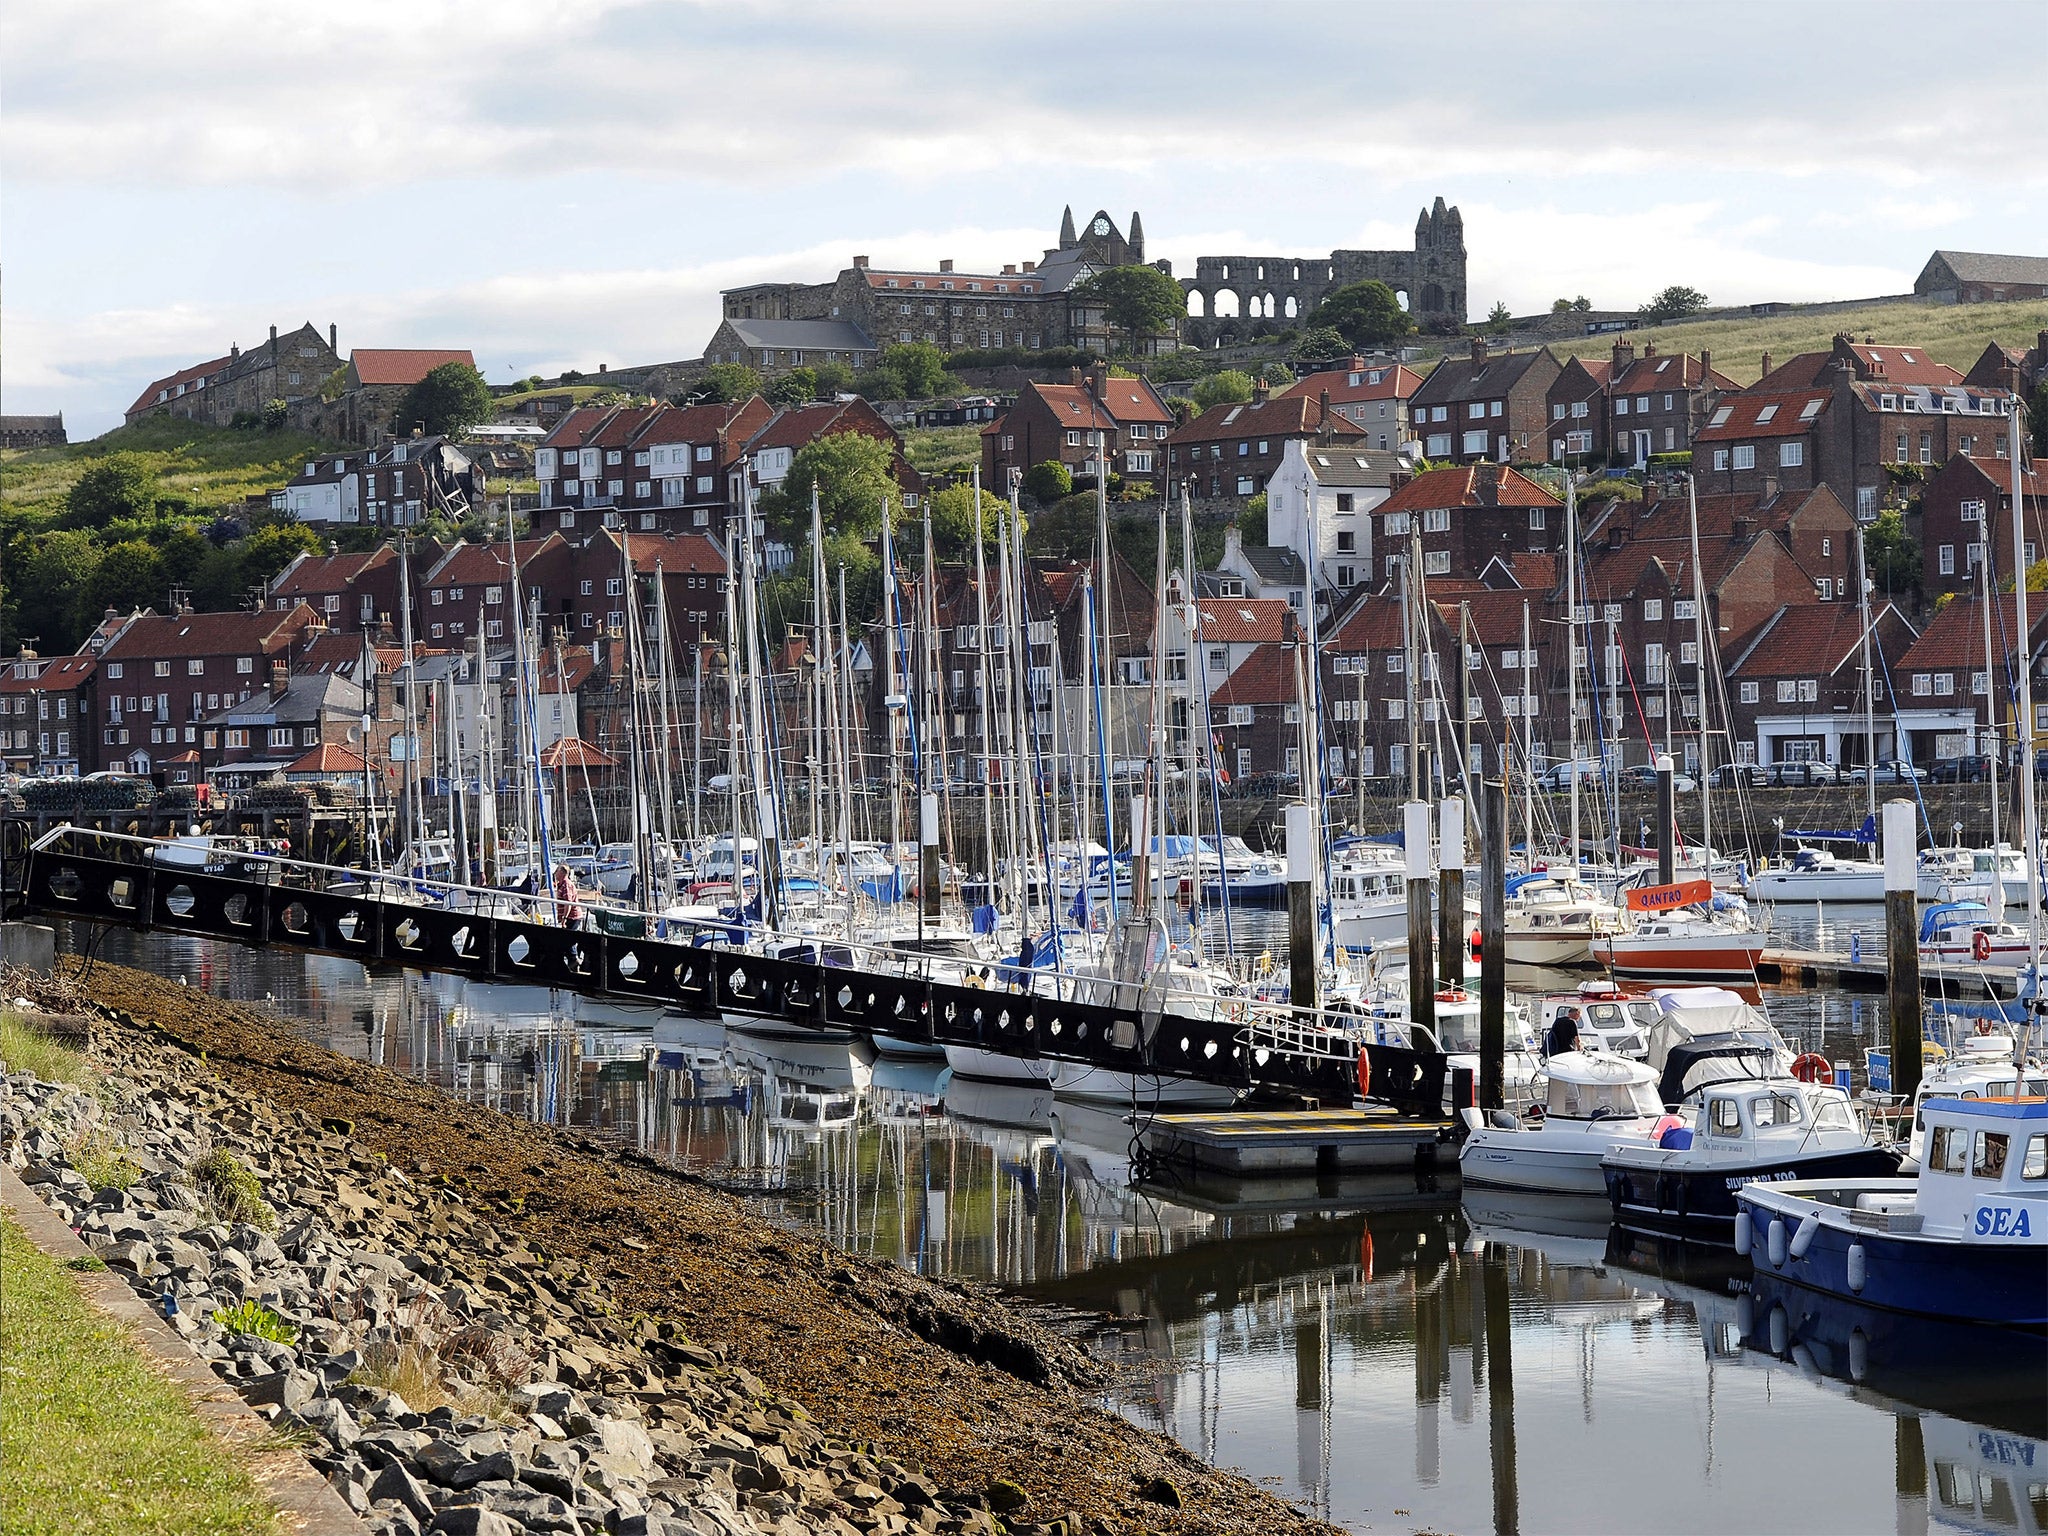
1935, 673, 1954, 696
1919, 432, 1933, 465
1553, 404, 1566, 420
1335, 493, 1354, 512
1470, 402, 1486, 420
1336, 530, 1355, 552
1422, 508, 1450, 533
1386, 699, 1405, 720
1208, 647, 1228, 670
1740, 681, 1759, 704
1423, 549, 1450, 575
2023, 1135, 2048, 1180
1973, 1131, 2010, 1179
1912, 673, 1932, 697
1777, 680, 1798, 703
1961, 499, 1986, 522
1679, 640, 1699, 664
1939, 544, 1956, 576
1572, 400, 1588, 419
153, 660, 170, 677
226, 729, 249, 749
1974, 670, 1989, 696
237, 657, 253, 674
1799, 679, 1818, 703
606, 578, 624, 597
1779, 442, 1804, 467
1708, 1098, 1742, 1137
1713, 449, 1729, 472
1816, 578, 1833, 600
1461, 430, 1488, 455
1732, 445, 1756, 470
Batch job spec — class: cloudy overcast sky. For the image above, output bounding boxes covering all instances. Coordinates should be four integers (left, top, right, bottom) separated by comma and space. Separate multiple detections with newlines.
6, 0, 2044, 435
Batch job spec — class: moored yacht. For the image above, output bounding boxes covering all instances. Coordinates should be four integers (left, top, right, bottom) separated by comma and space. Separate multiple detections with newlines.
1457, 1051, 1665, 1195
1743, 844, 1886, 902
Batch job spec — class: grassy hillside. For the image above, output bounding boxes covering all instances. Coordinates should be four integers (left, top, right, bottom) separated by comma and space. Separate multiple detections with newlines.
904, 423, 983, 478
0, 416, 348, 523
1546, 297, 2048, 386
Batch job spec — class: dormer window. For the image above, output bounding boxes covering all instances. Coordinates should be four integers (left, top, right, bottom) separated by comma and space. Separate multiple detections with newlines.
1881, 394, 1897, 410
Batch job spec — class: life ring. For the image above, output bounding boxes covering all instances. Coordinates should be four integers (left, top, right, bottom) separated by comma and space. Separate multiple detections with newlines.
1356, 1048, 1373, 1101
1791, 1052, 1833, 1084
1435, 987, 1468, 1003
1973, 930, 1992, 962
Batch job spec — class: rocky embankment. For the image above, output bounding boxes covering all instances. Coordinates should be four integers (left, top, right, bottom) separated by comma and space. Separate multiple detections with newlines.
1, 961, 1335, 1536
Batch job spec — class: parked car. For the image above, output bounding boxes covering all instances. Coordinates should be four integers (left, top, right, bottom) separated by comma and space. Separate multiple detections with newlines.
1617, 764, 1698, 793
1846, 759, 1929, 784
1929, 754, 1994, 784
1541, 759, 1606, 791
1706, 763, 1768, 789
1766, 761, 1839, 787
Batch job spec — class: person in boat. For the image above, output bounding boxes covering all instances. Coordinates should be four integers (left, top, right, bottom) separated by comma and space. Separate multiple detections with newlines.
1546, 1007, 1582, 1059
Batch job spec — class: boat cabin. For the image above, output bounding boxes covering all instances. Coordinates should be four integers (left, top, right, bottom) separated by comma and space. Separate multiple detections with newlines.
1697, 1083, 1861, 1144
1910, 1096, 2048, 1240
1542, 1053, 1663, 1121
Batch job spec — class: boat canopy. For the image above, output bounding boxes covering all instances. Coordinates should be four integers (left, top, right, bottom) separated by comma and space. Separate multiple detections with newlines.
1919, 900, 1990, 942
1656, 1032, 1784, 1108
1645, 986, 1774, 1067
1542, 1051, 1662, 1119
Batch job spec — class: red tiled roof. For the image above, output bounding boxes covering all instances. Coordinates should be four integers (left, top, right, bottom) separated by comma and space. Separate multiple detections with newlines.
534, 647, 600, 695
1210, 642, 1301, 707
541, 406, 616, 449
1609, 353, 1738, 396
1375, 464, 1560, 514
284, 742, 368, 775
427, 534, 567, 588
1190, 597, 1290, 644
1694, 392, 1830, 442
616, 531, 728, 577
1326, 592, 1405, 652
270, 549, 392, 597
1844, 344, 1963, 387
1956, 455, 2047, 501
126, 353, 232, 418
100, 607, 319, 662
588, 404, 666, 450
1485, 551, 1561, 591
631, 399, 774, 466
1730, 602, 1905, 678
1169, 394, 1363, 447
1091, 375, 1173, 425
1278, 363, 1423, 407
537, 736, 619, 770
1026, 383, 1116, 434
0, 654, 97, 694
1898, 593, 2048, 672
351, 349, 476, 387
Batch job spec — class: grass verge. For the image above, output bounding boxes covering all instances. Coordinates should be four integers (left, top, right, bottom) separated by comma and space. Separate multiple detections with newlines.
0, 1213, 277, 1536
0, 1011, 93, 1087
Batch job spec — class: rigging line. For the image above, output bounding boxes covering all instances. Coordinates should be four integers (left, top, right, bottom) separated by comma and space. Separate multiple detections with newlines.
1869, 634, 1938, 843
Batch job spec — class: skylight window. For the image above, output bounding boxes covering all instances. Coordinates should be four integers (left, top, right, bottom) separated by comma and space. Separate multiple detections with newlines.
1709, 407, 1733, 427
1800, 399, 1824, 420
1756, 405, 1779, 424
1656, 360, 1670, 372
1902, 352, 1916, 364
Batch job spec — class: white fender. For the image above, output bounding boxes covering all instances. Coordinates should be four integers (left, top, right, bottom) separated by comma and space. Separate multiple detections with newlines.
1733, 1210, 1752, 1257
1789, 1211, 1821, 1260
1846, 1242, 1867, 1294
1766, 1217, 1787, 1267
1734, 1292, 1754, 1341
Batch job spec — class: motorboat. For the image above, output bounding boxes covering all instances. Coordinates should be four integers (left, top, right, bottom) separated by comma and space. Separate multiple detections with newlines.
1866, 1029, 2048, 1161
1917, 899, 2037, 965
1916, 842, 2032, 905
1498, 873, 1624, 968
1590, 906, 1766, 984
1733, 1093, 2048, 1327
1742, 844, 1885, 903
1328, 850, 1413, 951
1197, 834, 1288, 908
1602, 1070, 1900, 1239
1643, 986, 1795, 1083
1456, 1051, 1665, 1194
1534, 985, 1660, 1058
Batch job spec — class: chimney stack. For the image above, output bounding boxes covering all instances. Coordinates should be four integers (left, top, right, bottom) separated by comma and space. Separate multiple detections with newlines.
1644, 341, 1658, 359
1612, 338, 1635, 372
269, 324, 278, 350
940, 259, 954, 273
1476, 463, 1501, 505
270, 658, 289, 694
1318, 387, 1332, 430
1002, 264, 1017, 275
852, 255, 869, 269
1252, 375, 1271, 404
1470, 337, 1489, 367
1700, 348, 1712, 379
1760, 351, 1773, 380
329, 323, 338, 353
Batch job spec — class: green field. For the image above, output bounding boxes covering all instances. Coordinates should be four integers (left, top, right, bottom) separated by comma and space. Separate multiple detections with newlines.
1546, 297, 2048, 386
0, 416, 348, 523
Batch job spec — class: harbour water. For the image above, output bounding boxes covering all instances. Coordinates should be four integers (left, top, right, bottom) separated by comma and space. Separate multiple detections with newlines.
58, 920, 2047, 1535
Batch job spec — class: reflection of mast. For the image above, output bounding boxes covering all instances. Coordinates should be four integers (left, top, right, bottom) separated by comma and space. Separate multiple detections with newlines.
1414, 1265, 1445, 1484
1291, 1282, 1334, 1520
1484, 1251, 1521, 1536
1895, 1412, 1928, 1536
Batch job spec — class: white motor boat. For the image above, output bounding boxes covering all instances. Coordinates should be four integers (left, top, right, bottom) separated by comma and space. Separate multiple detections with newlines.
1535, 985, 1661, 1058
1457, 1051, 1666, 1194
1916, 842, 2032, 904
1499, 874, 1625, 968
1329, 851, 1414, 951
1868, 1029, 2048, 1162
1743, 845, 1885, 902
1591, 910, 1767, 984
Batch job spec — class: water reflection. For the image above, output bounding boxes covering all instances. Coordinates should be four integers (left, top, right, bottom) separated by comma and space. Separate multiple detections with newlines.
59, 925, 2045, 1536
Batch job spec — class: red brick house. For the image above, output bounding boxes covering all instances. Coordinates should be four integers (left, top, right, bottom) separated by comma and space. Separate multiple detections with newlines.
267, 546, 410, 633
93, 605, 325, 780
1164, 385, 1363, 505
981, 372, 1174, 494
1546, 356, 1612, 465
533, 398, 777, 538
1210, 641, 1305, 781
1275, 359, 1421, 451
1369, 464, 1562, 589
1921, 454, 2048, 598
0, 649, 97, 777
1405, 339, 1562, 465
1889, 594, 2048, 768
1603, 341, 1738, 466
416, 536, 575, 648
1691, 389, 1832, 497
1725, 600, 1915, 769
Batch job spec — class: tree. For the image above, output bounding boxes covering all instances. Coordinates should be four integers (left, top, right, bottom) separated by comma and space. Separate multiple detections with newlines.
811, 360, 854, 398
1191, 370, 1255, 411
682, 363, 761, 405
1640, 285, 1709, 322
1572, 296, 1592, 312
1552, 297, 1575, 314
88, 540, 164, 618
928, 483, 1010, 556
394, 361, 494, 437
1295, 326, 1350, 361
1863, 507, 1920, 596
1239, 493, 1269, 547
773, 432, 900, 551
11, 530, 101, 655
1073, 265, 1186, 352
262, 398, 289, 430
1486, 301, 1514, 335
236, 523, 323, 598
67, 454, 159, 529
1022, 460, 1072, 506
1306, 280, 1413, 349
1255, 361, 1294, 387
878, 342, 949, 400
765, 367, 819, 407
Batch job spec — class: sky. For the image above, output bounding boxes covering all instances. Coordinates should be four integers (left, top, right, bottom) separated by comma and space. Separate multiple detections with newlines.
5, 0, 2045, 438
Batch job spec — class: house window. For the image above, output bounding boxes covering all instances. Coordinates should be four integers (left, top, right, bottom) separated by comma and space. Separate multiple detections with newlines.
1336, 493, 1354, 512
1732, 446, 1756, 470
1679, 641, 1699, 664
1422, 509, 1450, 533
1386, 699, 1405, 720
226, 729, 249, 749
1939, 544, 1956, 576
1779, 442, 1804, 467
1674, 601, 1698, 620
1740, 682, 1759, 704
1208, 648, 1228, 670
153, 660, 170, 677
1919, 433, 1933, 464
237, 657, 253, 674
1962, 499, 1986, 522
1912, 674, 1932, 696
1777, 680, 1798, 703
1713, 449, 1729, 472
1529, 506, 1546, 529
1975, 671, 1989, 695
1336, 530, 1355, 552
1423, 550, 1450, 575
1935, 673, 1954, 696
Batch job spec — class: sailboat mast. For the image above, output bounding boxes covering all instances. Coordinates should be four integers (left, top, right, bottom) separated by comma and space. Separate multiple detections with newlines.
836, 564, 856, 937
2008, 397, 2040, 1047
1980, 522, 2002, 849
1521, 598, 1535, 858
1566, 475, 1581, 874
1858, 520, 1878, 828
1686, 474, 1712, 862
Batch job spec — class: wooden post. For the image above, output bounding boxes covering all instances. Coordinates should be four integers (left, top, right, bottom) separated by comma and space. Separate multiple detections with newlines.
919, 792, 941, 921
1884, 797, 1922, 1104
1405, 800, 1435, 1040
1437, 797, 1465, 988
1480, 779, 1507, 1111
1656, 753, 1676, 887
1286, 801, 1317, 1019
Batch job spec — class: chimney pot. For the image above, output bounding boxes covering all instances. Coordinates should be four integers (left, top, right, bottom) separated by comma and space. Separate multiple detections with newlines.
1470, 338, 1489, 366
940, 259, 954, 273
1252, 376, 1271, 404
329, 323, 338, 353
1760, 351, 1773, 380
269, 325, 278, 347
1002, 264, 1017, 275
1644, 342, 1658, 359
1700, 348, 1712, 378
